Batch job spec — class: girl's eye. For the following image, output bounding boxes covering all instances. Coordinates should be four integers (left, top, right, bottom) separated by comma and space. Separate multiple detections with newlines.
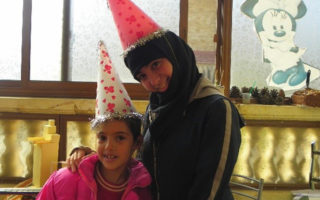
116, 135, 126, 142
97, 134, 106, 142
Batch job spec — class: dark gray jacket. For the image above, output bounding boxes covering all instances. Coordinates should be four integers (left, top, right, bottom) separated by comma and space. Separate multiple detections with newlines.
140, 77, 244, 200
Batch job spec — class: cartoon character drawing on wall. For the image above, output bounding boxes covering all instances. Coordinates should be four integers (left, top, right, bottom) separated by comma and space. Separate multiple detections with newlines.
241, 0, 320, 91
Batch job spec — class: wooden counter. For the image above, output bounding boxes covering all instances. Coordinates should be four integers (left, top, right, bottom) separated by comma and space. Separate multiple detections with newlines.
0, 97, 320, 190
235, 104, 320, 122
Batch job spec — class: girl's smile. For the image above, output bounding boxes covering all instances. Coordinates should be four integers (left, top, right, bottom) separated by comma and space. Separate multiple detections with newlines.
96, 120, 138, 184
102, 154, 117, 161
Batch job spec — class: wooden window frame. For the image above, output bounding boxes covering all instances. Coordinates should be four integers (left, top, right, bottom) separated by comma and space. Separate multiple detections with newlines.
0, 0, 188, 100
215, 0, 232, 96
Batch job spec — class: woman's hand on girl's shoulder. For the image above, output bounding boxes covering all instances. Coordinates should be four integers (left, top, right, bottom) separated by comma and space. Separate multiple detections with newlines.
66, 146, 95, 172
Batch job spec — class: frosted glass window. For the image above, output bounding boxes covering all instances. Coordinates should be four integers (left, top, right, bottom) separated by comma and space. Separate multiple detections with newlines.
0, 0, 23, 80
231, 0, 320, 95
29, 0, 179, 83
69, 0, 180, 83
30, 0, 64, 81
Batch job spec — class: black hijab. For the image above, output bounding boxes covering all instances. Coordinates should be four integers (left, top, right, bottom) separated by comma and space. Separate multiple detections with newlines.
124, 31, 201, 140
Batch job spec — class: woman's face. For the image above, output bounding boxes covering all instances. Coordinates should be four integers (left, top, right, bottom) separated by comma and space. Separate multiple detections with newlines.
96, 120, 137, 178
136, 58, 173, 93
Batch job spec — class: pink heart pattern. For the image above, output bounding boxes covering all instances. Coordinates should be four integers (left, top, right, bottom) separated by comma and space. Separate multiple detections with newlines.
107, 0, 161, 50
104, 86, 114, 94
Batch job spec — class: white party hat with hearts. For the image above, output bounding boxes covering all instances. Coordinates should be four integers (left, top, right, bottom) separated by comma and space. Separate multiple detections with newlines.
95, 41, 137, 117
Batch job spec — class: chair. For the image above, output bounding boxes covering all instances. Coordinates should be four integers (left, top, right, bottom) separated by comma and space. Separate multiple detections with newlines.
229, 174, 264, 200
291, 142, 320, 199
310, 142, 320, 190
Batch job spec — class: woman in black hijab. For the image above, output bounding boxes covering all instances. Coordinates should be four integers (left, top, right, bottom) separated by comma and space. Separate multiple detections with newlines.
124, 30, 244, 200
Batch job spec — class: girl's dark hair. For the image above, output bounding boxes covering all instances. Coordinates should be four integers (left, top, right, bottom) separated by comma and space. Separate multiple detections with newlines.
90, 113, 143, 141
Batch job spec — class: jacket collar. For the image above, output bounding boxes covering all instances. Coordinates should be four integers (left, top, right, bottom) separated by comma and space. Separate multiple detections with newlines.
78, 154, 151, 193
78, 154, 99, 192
188, 75, 224, 103
126, 159, 151, 189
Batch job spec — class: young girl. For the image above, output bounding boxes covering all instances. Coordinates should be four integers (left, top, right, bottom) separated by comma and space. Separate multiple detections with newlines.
36, 42, 152, 200
36, 114, 151, 200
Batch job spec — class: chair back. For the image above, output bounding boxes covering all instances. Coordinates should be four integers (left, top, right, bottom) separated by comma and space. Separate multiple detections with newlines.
310, 142, 320, 190
230, 174, 264, 200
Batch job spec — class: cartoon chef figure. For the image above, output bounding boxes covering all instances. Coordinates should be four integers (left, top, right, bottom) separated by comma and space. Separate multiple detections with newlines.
241, 0, 320, 91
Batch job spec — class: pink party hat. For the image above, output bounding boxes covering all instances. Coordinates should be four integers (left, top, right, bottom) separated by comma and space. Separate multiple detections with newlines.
96, 41, 136, 117
107, 0, 164, 53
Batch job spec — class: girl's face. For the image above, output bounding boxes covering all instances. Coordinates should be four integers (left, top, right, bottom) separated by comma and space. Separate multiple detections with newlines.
96, 120, 137, 179
136, 58, 173, 93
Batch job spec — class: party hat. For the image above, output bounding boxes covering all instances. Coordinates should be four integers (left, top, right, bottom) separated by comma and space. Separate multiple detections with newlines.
107, 0, 165, 53
96, 41, 136, 117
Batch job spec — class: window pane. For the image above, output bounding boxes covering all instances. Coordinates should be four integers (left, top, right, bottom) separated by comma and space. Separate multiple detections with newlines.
69, 0, 180, 83
30, 0, 64, 81
231, 0, 320, 95
0, 0, 23, 80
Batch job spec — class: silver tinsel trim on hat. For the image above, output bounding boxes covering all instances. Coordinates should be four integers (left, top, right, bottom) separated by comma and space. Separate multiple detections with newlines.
123, 29, 168, 58
91, 112, 143, 129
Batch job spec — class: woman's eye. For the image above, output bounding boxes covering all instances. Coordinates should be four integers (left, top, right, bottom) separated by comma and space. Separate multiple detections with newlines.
136, 74, 146, 81
152, 61, 160, 69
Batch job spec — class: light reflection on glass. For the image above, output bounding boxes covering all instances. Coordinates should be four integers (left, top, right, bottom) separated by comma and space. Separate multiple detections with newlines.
0, 0, 22, 80
30, 0, 63, 81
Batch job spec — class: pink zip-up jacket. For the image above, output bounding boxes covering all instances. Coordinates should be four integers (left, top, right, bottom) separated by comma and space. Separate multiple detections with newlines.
36, 154, 152, 200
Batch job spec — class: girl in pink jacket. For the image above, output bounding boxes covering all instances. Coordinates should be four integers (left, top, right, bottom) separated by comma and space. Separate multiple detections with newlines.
36, 114, 152, 200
